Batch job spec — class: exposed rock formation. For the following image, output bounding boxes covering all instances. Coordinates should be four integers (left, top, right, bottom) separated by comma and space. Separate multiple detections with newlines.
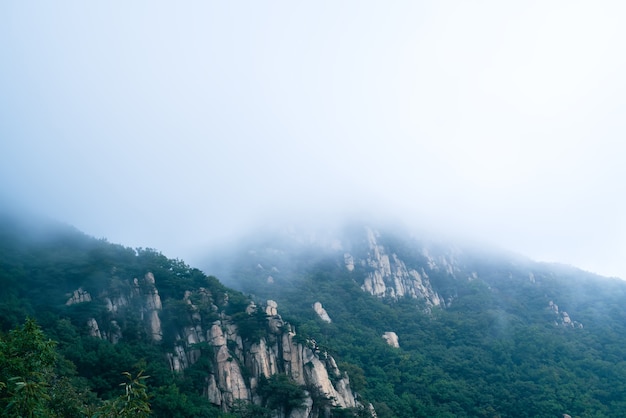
142, 272, 163, 341
87, 317, 101, 339
68, 272, 361, 417
360, 228, 442, 307
344, 253, 355, 272
66, 287, 92, 305
549, 301, 583, 328
382, 331, 399, 348
266, 300, 278, 316
69, 272, 164, 343
313, 302, 332, 323
169, 299, 359, 416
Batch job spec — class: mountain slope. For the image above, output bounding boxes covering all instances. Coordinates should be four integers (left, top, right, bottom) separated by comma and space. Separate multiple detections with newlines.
203, 222, 626, 417
0, 212, 367, 417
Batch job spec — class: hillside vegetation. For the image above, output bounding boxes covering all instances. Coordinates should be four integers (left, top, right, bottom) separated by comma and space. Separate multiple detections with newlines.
0, 213, 365, 417
4, 211, 626, 417
206, 224, 626, 417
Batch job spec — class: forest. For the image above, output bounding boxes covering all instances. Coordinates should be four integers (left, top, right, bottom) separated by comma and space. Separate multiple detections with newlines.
208, 225, 626, 417
3, 212, 626, 417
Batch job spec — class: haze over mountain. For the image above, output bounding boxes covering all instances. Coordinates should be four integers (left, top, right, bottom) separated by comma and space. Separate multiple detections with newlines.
2, 1, 626, 279
3, 210, 626, 417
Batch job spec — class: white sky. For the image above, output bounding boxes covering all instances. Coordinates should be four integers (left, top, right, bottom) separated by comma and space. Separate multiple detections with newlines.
1, 1, 625, 278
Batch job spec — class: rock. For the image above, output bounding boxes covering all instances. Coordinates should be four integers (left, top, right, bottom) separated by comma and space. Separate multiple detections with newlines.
148, 310, 162, 341
268, 316, 283, 334
382, 332, 399, 348
248, 338, 275, 379
266, 300, 278, 316
209, 322, 227, 346
246, 302, 257, 315
66, 288, 92, 305
144, 271, 156, 285
344, 253, 355, 271
69, 271, 363, 415
214, 345, 250, 404
167, 344, 188, 372
207, 374, 222, 405
313, 302, 332, 323
104, 295, 130, 313
302, 346, 356, 408
360, 227, 441, 307
87, 318, 101, 339
290, 396, 313, 418
107, 320, 122, 344
549, 301, 583, 328
143, 273, 163, 341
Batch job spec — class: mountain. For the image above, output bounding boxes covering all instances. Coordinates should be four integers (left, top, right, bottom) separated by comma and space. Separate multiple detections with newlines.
4, 210, 626, 417
0, 212, 367, 417
203, 222, 626, 417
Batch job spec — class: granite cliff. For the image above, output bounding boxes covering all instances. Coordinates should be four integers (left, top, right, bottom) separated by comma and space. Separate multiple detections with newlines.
65, 273, 360, 417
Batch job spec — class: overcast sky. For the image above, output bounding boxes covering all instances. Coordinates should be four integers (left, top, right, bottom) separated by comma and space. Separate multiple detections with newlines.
1, 1, 625, 279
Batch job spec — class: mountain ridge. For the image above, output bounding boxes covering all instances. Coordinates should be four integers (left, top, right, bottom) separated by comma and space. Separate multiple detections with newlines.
0, 212, 369, 417
201, 221, 626, 417
4, 211, 626, 416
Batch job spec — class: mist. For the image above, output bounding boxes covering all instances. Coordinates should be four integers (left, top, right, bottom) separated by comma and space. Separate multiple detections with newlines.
1, 1, 625, 279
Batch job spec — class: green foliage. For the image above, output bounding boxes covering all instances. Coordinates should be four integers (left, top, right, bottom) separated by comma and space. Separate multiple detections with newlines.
0, 214, 239, 418
10, 212, 626, 417
257, 374, 307, 415
150, 384, 221, 418
231, 307, 269, 342
94, 371, 151, 418
0, 318, 92, 417
210, 226, 626, 417
0, 318, 57, 417
229, 399, 271, 418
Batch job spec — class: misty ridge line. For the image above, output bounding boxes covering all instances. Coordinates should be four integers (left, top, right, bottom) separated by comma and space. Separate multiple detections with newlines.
1, 200, 617, 283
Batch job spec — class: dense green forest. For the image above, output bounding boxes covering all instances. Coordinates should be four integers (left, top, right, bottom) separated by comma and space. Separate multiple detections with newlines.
0, 212, 371, 417
0, 213, 235, 416
4, 211, 626, 417
207, 226, 626, 417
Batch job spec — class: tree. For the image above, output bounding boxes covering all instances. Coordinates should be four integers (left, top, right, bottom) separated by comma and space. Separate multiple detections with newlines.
258, 374, 307, 416
230, 399, 271, 418
0, 318, 58, 417
95, 371, 152, 417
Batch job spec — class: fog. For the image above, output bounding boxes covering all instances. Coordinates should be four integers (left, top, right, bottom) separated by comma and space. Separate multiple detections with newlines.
1, 1, 625, 279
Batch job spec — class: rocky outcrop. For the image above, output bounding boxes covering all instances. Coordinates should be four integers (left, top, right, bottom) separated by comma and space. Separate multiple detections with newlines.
205, 304, 356, 415
68, 273, 362, 417
344, 253, 355, 272
66, 287, 92, 305
549, 301, 583, 328
142, 272, 163, 341
359, 228, 442, 307
87, 317, 101, 338
68, 272, 164, 343
313, 302, 332, 323
382, 331, 399, 348
266, 300, 278, 316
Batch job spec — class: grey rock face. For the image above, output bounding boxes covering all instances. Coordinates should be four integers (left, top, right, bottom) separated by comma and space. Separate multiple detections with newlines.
359, 227, 442, 307
165, 292, 360, 416
65, 270, 364, 416
312, 302, 332, 323
66, 287, 92, 305
549, 301, 583, 328
382, 331, 399, 348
